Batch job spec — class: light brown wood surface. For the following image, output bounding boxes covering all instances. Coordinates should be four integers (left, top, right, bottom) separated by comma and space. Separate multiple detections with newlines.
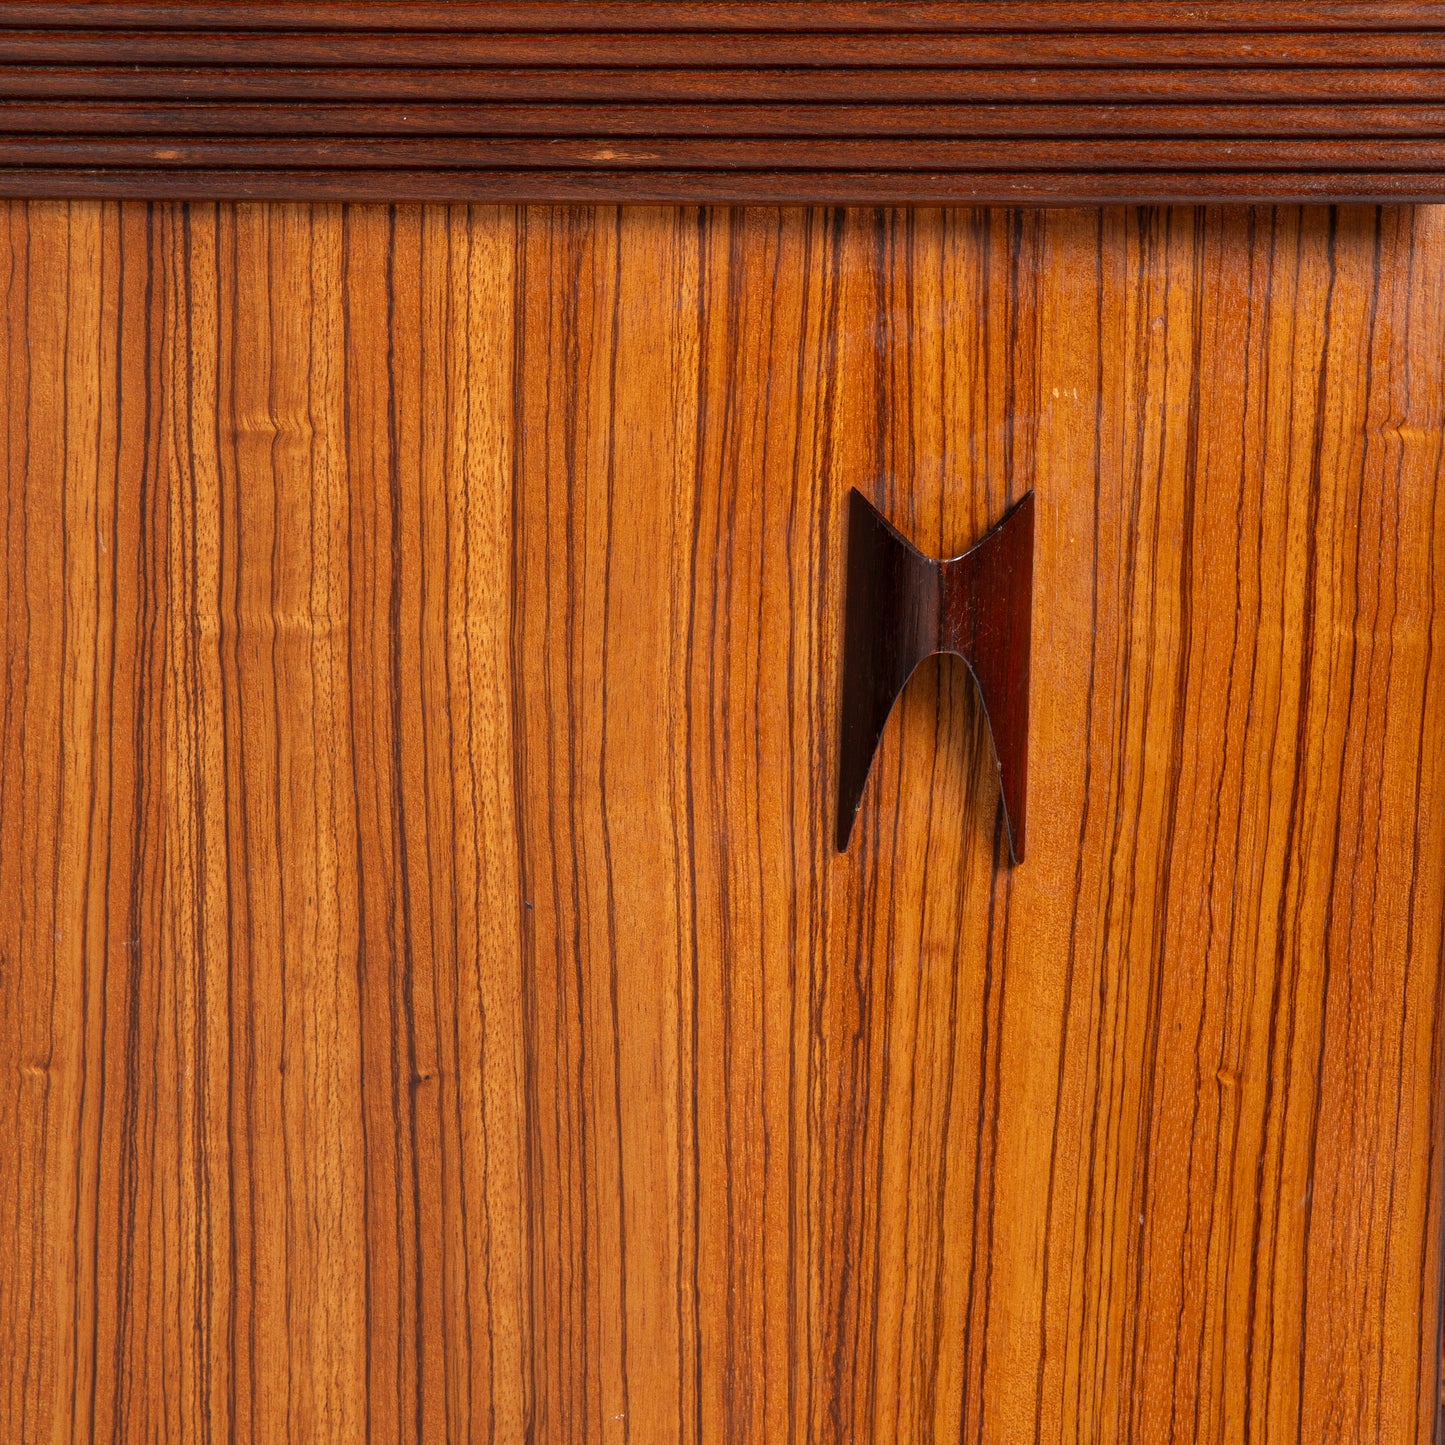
1, 200, 1442, 1443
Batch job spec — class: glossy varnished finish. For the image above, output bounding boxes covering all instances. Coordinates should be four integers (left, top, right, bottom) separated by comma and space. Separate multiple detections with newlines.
1, 5, 1445, 203
1, 201, 1443, 1443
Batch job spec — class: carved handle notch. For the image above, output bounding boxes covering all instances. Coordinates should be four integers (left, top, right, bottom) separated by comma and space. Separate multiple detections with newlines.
836, 489, 1035, 863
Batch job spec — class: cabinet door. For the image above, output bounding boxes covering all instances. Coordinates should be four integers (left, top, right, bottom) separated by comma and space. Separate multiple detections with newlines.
2, 201, 1442, 1444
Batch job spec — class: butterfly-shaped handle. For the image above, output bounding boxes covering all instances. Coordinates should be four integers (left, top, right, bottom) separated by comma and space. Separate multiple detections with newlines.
836, 489, 1035, 864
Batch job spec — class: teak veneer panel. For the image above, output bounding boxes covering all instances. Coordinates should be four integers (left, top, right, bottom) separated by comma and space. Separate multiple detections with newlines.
1, 200, 1443, 1443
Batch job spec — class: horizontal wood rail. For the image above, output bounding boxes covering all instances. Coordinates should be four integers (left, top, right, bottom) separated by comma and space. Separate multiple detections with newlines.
1, 3, 1442, 202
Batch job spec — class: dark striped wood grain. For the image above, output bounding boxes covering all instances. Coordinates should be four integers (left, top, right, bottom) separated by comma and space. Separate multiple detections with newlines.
0, 200, 1442, 1442
2, 4, 1445, 202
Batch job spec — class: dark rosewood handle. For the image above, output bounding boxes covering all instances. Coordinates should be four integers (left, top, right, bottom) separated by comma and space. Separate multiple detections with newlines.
836, 489, 1035, 863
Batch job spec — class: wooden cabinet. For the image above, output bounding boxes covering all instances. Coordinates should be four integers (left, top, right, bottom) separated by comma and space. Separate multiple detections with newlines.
5, 195, 1441, 1445
2, 10, 1444, 1445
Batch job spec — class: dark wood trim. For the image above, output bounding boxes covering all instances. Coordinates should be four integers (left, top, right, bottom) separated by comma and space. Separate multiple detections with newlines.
837, 489, 1033, 865
4, 4, 1443, 31
2, 2, 1442, 203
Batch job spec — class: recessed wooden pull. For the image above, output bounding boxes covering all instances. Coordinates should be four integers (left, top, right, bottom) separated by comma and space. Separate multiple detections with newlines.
836, 488, 1035, 863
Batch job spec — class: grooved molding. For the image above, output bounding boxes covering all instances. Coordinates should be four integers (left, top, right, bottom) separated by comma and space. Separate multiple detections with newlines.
1, 3, 1444, 201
